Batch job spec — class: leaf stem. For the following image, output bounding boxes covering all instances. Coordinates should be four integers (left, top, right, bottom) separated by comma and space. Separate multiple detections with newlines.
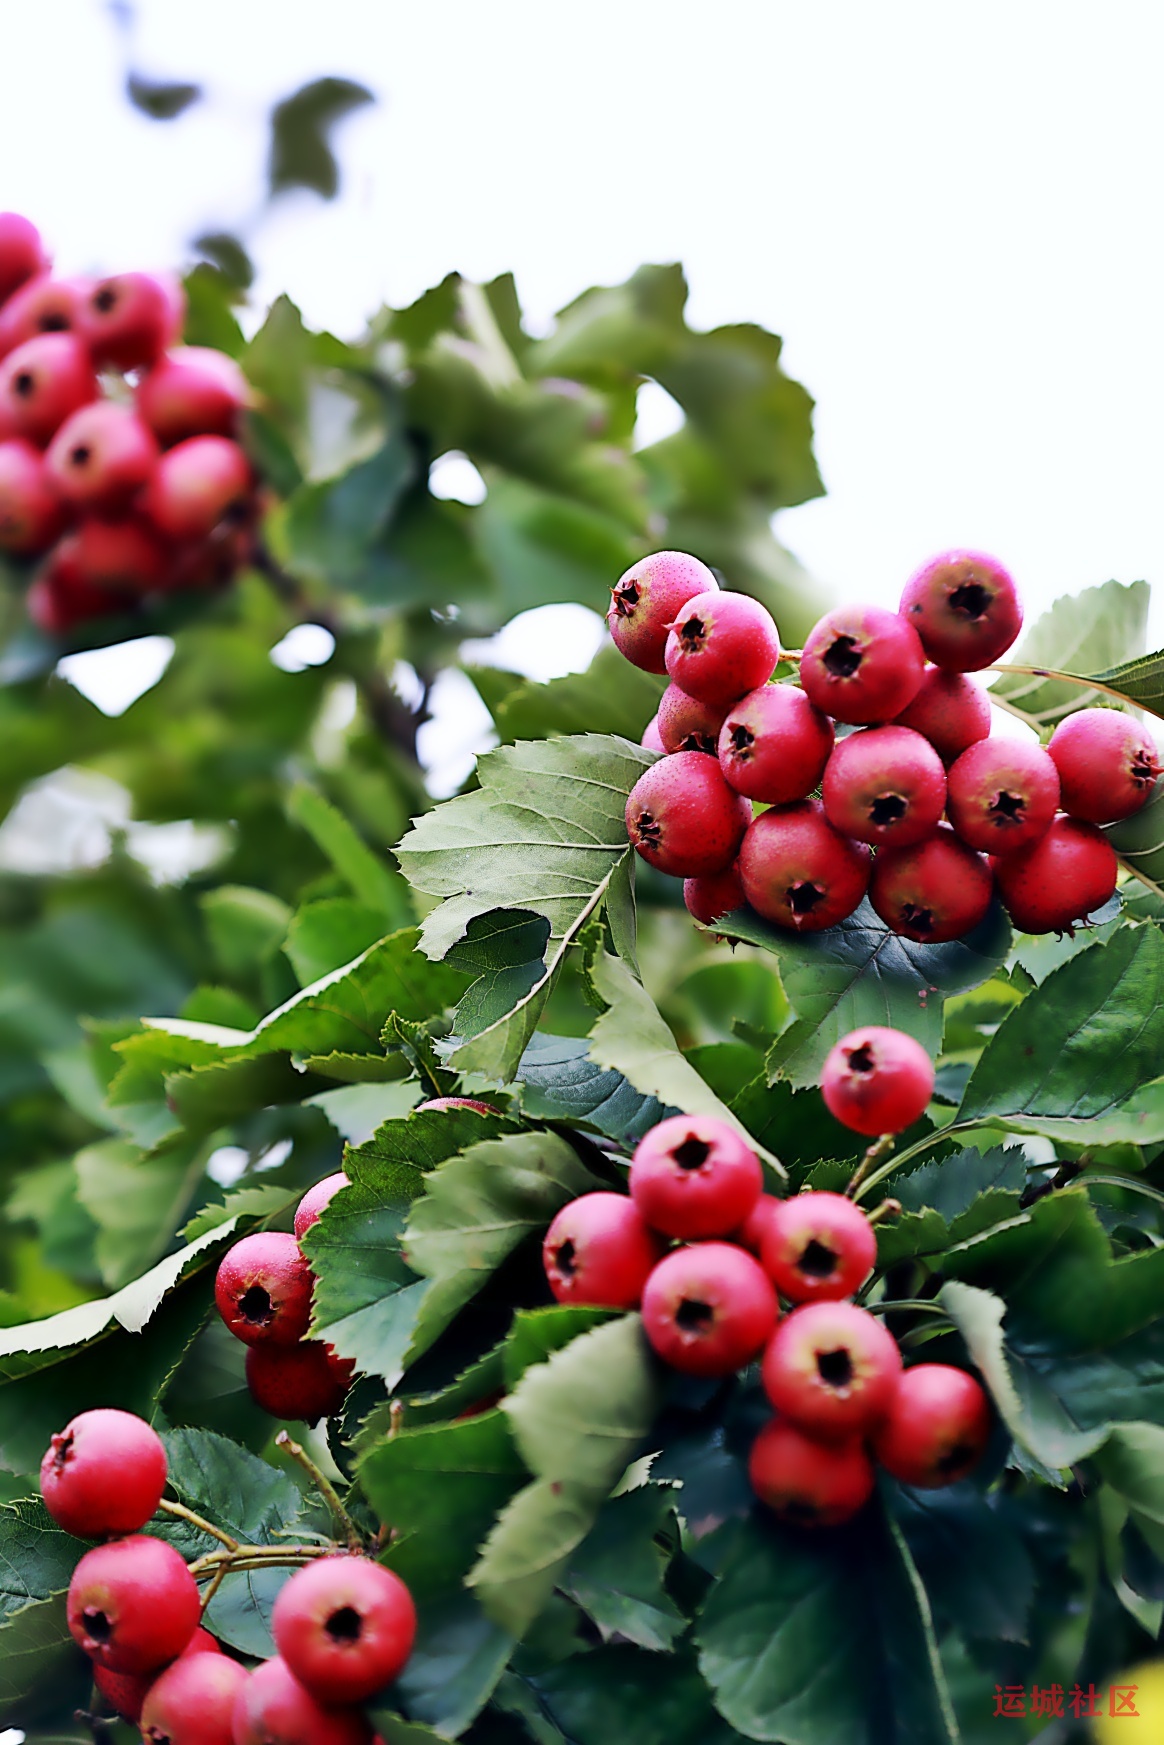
1081, 1173, 1164, 1210
852, 1120, 979, 1205
868, 1299, 952, 1317
157, 1497, 239, 1552
276, 1429, 364, 1553
988, 661, 1140, 711
845, 1133, 896, 1199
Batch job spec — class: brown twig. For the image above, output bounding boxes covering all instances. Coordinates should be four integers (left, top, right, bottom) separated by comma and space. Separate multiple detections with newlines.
276, 1429, 364, 1553
157, 1496, 238, 1552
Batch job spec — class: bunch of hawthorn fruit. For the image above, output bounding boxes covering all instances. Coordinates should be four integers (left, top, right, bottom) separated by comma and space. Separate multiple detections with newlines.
543, 1023, 991, 1527
40, 1405, 415, 1741
615, 548, 1161, 937
0, 211, 255, 632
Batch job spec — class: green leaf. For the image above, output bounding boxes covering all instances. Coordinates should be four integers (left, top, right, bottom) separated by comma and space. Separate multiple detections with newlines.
894, 1147, 1028, 1221
563, 1486, 685, 1650
492, 642, 664, 744
1094, 1422, 1164, 1567
0, 1593, 91, 1726
718, 898, 1011, 1089
988, 580, 1150, 728
958, 924, 1164, 1141
533, 1644, 742, 1745
269, 76, 375, 198
446, 910, 552, 1041
74, 1137, 206, 1288
126, 73, 202, 120
288, 783, 406, 917
1091, 647, 1164, 718
396, 734, 653, 1080
515, 1031, 671, 1144
388, 1590, 515, 1738
0, 1499, 82, 1622
893, 1486, 1034, 1644
1108, 782, 1164, 899
201, 885, 292, 981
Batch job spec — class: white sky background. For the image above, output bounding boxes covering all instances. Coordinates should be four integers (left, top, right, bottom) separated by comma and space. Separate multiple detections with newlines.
1, 0, 1164, 793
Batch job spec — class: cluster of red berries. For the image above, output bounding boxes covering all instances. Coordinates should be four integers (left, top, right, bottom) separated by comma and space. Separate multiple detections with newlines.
543, 1026, 990, 1526
40, 1405, 414, 1740
0, 212, 254, 633
615, 549, 1160, 937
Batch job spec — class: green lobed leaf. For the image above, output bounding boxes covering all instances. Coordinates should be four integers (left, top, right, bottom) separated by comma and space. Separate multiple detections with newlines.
268, 76, 375, 199
514, 1030, 672, 1144
988, 580, 1150, 728
1109, 782, 1164, 899
0, 1592, 91, 1726
562, 1485, 686, 1650
385, 1589, 515, 1738
490, 642, 665, 744
532, 1643, 745, 1745
445, 910, 552, 1042
0, 1499, 82, 1623
893, 1486, 1035, 1645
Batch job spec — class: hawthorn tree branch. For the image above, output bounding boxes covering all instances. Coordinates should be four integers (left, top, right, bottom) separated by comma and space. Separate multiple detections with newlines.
276, 1428, 364, 1553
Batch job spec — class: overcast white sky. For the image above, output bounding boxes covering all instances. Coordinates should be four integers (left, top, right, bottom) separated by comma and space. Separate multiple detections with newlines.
1, 0, 1163, 775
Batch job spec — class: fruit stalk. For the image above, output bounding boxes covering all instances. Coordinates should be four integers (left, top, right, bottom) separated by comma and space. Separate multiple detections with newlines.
276, 1427, 364, 1553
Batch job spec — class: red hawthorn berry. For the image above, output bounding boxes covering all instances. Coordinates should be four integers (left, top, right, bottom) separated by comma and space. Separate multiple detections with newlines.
82, 272, 185, 371
625, 750, 753, 878
899, 549, 1022, 672
641, 1242, 778, 1377
1047, 707, 1161, 824
67, 1534, 200, 1674
664, 589, 781, 708
140, 1647, 248, 1742
717, 682, 834, 804
683, 862, 746, 927
872, 1363, 993, 1488
821, 724, 947, 849
640, 713, 665, 752
0, 332, 98, 446
245, 1341, 355, 1424
737, 800, 871, 932
992, 814, 1119, 934
656, 681, 730, 755
0, 273, 91, 359
231, 1655, 373, 1745
760, 1300, 902, 1442
946, 736, 1061, 853
891, 666, 992, 764
799, 604, 926, 725
295, 1172, 349, 1241
542, 1191, 666, 1309
215, 1232, 314, 1347
734, 1191, 782, 1257
41, 1406, 167, 1539
46, 400, 159, 511
73, 515, 170, 595
629, 1113, 763, 1239
142, 435, 252, 542
760, 1191, 877, 1303
136, 344, 250, 446
607, 550, 719, 674
870, 823, 994, 943
820, 1026, 935, 1137
748, 1417, 874, 1526
0, 437, 65, 553
0, 211, 49, 304
272, 1555, 417, 1704
93, 1626, 221, 1724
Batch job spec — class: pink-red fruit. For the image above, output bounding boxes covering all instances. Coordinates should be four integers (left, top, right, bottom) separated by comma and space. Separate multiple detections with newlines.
272, 1555, 417, 1704
94, 1627, 221, 1724
0, 332, 97, 445
1047, 707, 1160, 824
295, 1172, 349, 1240
0, 212, 49, 303
992, 815, 1118, 934
0, 274, 90, 359
761, 1300, 902, 1442
800, 605, 925, 725
0, 438, 63, 552
656, 682, 728, 754
73, 517, 169, 595
83, 272, 183, 371
245, 1341, 355, 1423
640, 714, 665, 752
642, 1242, 778, 1376
625, 750, 752, 878
822, 725, 946, 848
761, 1192, 877, 1302
542, 1192, 665, 1309
143, 435, 252, 541
820, 1026, 936, 1138
717, 683, 834, 804
141, 1648, 248, 1743
683, 863, 746, 927
41, 1407, 167, 1539
870, 824, 994, 943
46, 401, 159, 510
215, 1231, 313, 1347
67, 1534, 200, 1673
749, 1418, 874, 1526
738, 800, 871, 932
735, 1192, 782, 1257
231, 1656, 373, 1745
664, 589, 781, 707
892, 667, 992, 764
873, 1364, 993, 1488
946, 737, 1060, 852
136, 345, 250, 445
899, 550, 1022, 671
607, 550, 718, 674
629, 1113, 762, 1239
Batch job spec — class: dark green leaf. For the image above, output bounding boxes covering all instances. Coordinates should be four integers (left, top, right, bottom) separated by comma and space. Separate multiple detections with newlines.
386, 1590, 514, 1738
126, 73, 202, 120
515, 1031, 671, 1142
269, 77, 375, 199
493, 643, 664, 744
893, 1485, 1034, 1644
563, 1485, 685, 1649
447, 910, 552, 1041
0, 1499, 81, 1622
535, 1644, 741, 1745
192, 231, 254, 288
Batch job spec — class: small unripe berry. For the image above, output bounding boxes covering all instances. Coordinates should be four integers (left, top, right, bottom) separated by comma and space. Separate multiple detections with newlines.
0, 438, 64, 553
870, 824, 994, 943
0, 212, 49, 303
993, 815, 1118, 934
899, 550, 1022, 671
245, 1341, 355, 1423
215, 1231, 314, 1347
67, 1534, 200, 1674
946, 737, 1060, 852
0, 332, 98, 445
143, 435, 252, 541
891, 666, 992, 764
820, 1026, 935, 1137
642, 1242, 778, 1376
873, 1363, 993, 1488
41, 1407, 167, 1539
295, 1172, 349, 1240
46, 401, 159, 511
800, 605, 925, 725
738, 800, 871, 932
640, 713, 665, 752
761, 1191, 877, 1302
683, 862, 746, 927
93, 1627, 221, 1723
272, 1555, 417, 1704
1047, 707, 1161, 824
231, 1655, 373, 1745
83, 272, 184, 371
717, 683, 834, 804
607, 550, 718, 674
664, 590, 781, 707
822, 725, 947, 848
761, 1300, 902, 1441
625, 750, 752, 878
748, 1418, 874, 1526
0, 274, 90, 359
656, 682, 728, 754
140, 1647, 248, 1742
629, 1112, 763, 1239
136, 345, 250, 446
542, 1192, 665, 1309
